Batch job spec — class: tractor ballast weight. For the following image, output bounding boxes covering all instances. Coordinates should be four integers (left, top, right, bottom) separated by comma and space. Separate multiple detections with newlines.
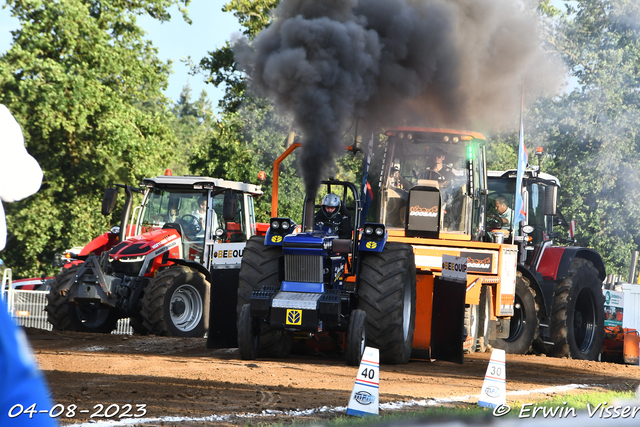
237, 128, 519, 364
46, 175, 265, 338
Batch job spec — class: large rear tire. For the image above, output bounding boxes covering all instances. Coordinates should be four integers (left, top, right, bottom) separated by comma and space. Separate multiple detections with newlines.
45, 265, 119, 333
140, 265, 210, 337
490, 275, 538, 354
237, 235, 292, 358
358, 242, 416, 364
548, 258, 604, 360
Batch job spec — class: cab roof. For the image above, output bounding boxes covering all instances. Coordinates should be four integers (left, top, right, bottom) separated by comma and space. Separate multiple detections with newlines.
385, 127, 486, 141
141, 175, 263, 195
488, 170, 560, 187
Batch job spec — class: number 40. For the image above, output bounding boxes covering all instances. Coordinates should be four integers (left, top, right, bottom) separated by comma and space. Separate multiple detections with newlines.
361, 368, 375, 379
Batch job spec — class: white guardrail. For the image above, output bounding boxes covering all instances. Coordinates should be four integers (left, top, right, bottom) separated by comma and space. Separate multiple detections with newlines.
1, 268, 132, 335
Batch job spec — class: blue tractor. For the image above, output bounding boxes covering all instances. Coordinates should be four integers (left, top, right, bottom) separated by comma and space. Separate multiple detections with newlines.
236, 179, 417, 366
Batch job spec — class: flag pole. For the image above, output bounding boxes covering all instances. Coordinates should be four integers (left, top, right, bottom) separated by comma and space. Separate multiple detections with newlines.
512, 78, 528, 244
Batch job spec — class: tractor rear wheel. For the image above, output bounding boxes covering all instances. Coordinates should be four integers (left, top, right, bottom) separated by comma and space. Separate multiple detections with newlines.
45, 265, 119, 333
490, 275, 538, 354
358, 242, 416, 364
346, 309, 367, 366
140, 265, 210, 337
238, 235, 292, 358
548, 258, 604, 360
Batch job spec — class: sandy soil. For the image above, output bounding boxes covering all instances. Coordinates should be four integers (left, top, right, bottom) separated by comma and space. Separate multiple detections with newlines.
25, 328, 640, 426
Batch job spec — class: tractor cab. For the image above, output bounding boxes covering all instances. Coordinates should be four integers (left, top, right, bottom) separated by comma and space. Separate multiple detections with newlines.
378, 128, 488, 241
132, 176, 261, 269
100, 175, 263, 272
487, 170, 560, 262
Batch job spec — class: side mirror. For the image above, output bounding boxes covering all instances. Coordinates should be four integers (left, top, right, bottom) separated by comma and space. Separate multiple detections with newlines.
223, 189, 238, 222
102, 188, 118, 216
543, 186, 557, 216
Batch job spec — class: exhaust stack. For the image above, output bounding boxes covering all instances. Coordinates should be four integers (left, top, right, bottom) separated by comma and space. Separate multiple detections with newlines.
304, 197, 315, 233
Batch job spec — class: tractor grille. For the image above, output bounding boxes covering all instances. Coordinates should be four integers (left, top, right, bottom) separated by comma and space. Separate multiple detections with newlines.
284, 254, 323, 283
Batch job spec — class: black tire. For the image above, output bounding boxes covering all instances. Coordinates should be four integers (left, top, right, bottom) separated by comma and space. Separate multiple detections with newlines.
463, 304, 479, 354
237, 235, 291, 358
140, 265, 210, 337
548, 258, 604, 360
45, 265, 119, 333
129, 316, 148, 335
237, 236, 281, 312
358, 242, 416, 364
476, 286, 491, 353
346, 309, 367, 366
490, 275, 538, 354
238, 304, 258, 360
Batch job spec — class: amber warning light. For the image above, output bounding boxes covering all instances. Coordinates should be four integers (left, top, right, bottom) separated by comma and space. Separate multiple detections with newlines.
258, 171, 266, 181
164, 168, 173, 176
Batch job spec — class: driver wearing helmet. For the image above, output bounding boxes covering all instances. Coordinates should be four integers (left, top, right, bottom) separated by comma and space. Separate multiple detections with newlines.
314, 193, 353, 239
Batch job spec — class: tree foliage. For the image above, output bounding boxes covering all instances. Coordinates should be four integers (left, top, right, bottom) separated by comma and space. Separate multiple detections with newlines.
528, 0, 640, 276
0, 0, 190, 277
169, 84, 217, 175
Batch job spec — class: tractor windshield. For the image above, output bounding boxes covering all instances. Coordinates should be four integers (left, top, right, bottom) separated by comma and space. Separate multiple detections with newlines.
380, 134, 471, 233
138, 188, 210, 261
487, 176, 554, 246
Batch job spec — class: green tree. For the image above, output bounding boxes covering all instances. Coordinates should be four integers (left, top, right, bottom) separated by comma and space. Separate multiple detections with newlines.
169, 84, 217, 175
0, 0, 190, 277
530, 0, 640, 276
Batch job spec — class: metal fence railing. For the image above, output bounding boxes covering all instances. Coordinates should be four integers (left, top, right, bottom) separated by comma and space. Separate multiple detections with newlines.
2, 268, 133, 335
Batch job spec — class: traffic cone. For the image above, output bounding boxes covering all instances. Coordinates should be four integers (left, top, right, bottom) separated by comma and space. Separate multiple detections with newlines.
346, 346, 379, 417
478, 348, 506, 408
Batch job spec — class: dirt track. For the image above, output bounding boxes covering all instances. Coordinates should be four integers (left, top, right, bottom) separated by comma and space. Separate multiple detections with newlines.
26, 328, 640, 426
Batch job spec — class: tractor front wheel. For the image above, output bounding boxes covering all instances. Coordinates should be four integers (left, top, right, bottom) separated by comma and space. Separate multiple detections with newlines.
237, 304, 259, 360
358, 242, 416, 364
46, 265, 119, 333
490, 275, 538, 354
346, 309, 367, 366
463, 304, 479, 354
140, 265, 210, 337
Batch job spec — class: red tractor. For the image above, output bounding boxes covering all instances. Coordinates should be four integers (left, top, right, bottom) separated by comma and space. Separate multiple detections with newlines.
46, 175, 266, 337
486, 168, 606, 360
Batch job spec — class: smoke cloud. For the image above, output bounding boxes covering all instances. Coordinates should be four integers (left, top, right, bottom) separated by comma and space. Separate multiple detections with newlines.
235, 0, 565, 198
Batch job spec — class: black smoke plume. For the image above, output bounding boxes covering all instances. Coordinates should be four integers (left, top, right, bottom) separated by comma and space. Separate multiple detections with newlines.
235, 0, 564, 199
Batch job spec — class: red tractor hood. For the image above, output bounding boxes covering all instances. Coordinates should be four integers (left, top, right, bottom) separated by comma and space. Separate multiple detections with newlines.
109, 228, 181, 261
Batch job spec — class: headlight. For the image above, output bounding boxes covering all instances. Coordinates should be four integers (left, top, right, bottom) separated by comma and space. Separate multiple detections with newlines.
119, 256, 145, 263
215, 228, 224, 237
375, 227, 384, 236
282, 221, 290, 230
271, 220, 280, 229
365, 227, 373, 235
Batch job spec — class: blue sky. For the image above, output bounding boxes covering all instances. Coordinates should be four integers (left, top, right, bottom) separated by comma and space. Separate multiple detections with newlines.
0, 1, 241, 110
